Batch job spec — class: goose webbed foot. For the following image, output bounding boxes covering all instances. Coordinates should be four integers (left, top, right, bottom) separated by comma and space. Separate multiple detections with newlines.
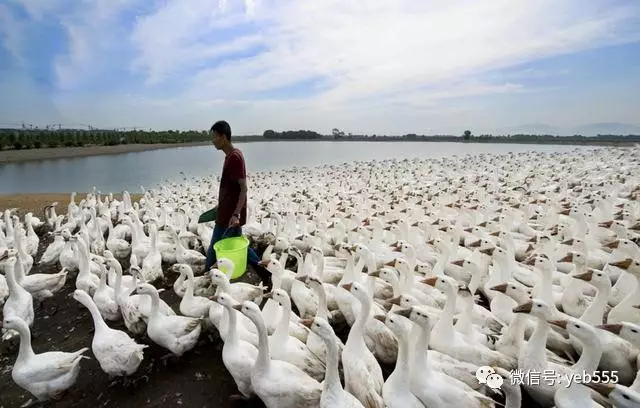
229, 394, 251, 402
19, 398, 45, 408
132, 374, 150, 387
108, 375, 134, 389
159, 352, 180, 366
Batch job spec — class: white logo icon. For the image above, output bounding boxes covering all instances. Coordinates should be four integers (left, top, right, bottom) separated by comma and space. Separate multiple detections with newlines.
486, 373, 504, 390
476, 366, 495, 384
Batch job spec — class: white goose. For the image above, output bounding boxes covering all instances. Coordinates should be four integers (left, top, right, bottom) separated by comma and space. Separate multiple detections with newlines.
92, 262, 120, 321
140, 222, 163, 283
179, 265, 214, 319
71, 235, 100, 296
234, 300, 322, 408
3, 315, 89, 402
171, 263, 214, 298
1, 254, 34, 341
399, 305, 498, 407
375, 312, 426, 408
267, 289, 325, 382
211, 292, 258, 399
12, 245, 68, 303
167, 224, 206, 274
550, 318, 605, 408
340, 281, 385, 408
134, 283, 202, 357
38, 230, 65, 266
72, 289, 147, 378
422, 275, 516, 370
300, 316, 365, 408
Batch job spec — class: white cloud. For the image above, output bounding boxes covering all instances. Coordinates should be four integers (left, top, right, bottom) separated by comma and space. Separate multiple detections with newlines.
129, 0, 640, 107
53, 0, 144, 89
3, 0, 640, 134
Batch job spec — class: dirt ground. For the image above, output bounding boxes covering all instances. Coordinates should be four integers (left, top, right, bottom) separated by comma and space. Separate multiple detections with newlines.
0, 220, 280, 408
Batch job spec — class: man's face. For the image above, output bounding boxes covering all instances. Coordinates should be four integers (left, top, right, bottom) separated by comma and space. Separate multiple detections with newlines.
212, 131, 225, 150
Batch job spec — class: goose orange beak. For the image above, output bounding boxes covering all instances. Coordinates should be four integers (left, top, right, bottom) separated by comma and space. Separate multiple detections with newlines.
597, 323, 622, 335
549, 319, 568, 329
609, 258, 632, 270
422, 277, 438, 287
386, 296, 402, 306
603, 240, 619, 249
573, 270, 593, 281
480, 247, 495, 256
490, 283, 508, 293
558, 253, 573, 263
513, 301, 532, 314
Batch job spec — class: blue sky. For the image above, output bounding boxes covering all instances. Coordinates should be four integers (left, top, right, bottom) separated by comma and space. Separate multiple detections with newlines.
1, 0, 640, 136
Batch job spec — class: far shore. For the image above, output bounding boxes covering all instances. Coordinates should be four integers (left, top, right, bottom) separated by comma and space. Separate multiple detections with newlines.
0, 137, 636, 165
0, 192, 143, 216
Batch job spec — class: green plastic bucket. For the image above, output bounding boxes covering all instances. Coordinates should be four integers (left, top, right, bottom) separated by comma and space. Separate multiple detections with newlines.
214, 235, 249, 279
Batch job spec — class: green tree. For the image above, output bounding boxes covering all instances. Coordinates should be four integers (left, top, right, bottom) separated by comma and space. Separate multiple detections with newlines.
463, 130, 472, 140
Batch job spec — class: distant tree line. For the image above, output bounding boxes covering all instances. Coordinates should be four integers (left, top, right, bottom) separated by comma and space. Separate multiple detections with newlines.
0, 128, 216, 150
263, 129, 324, 139
1, 127, 639, 151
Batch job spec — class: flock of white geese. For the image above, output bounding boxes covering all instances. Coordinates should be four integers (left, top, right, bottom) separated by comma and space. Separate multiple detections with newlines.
2, 146, 640, 408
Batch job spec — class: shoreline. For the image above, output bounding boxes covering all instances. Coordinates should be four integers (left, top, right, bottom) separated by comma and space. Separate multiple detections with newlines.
0, 192, 143, 215
0, 138, 636, 165
0, 141, 211, 165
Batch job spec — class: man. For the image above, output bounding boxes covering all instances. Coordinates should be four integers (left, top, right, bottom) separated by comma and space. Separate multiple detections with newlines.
205, 120, 271, 289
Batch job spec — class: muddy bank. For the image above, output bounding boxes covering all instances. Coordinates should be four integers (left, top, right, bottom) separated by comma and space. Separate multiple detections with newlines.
0, 142, 211, 164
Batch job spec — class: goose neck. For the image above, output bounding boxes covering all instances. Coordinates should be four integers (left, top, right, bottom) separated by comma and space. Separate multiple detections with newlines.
252, 313, 271, 372
347, 292, 371, 347
81, 295, 109, 332
414, 322, 431, 376
312, 284, 329, 319
572, 334, 602, 374
528, 317, 551, 365
580, 282, 610, 326
14, 320, 35, 362
13, 257, 26, 283
393, 325, 412, 382
321, 333, 342, 393
223, 305, 239, 344
4, 262, 22, 293
274, 298, 292, 342
184, 271, 196, 299
145, 289, 161, 316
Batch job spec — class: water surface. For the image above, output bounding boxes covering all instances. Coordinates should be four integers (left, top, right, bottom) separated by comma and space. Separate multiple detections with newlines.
0, 141, 596, 194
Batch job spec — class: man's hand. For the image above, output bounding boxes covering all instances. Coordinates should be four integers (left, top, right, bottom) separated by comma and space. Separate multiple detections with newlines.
229, 215, 240, 228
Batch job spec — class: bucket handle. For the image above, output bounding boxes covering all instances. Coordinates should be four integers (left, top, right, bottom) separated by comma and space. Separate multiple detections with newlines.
220, 227, 238, 240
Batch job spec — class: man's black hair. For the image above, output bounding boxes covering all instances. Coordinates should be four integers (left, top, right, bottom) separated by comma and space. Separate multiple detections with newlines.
211, 120, 232, 141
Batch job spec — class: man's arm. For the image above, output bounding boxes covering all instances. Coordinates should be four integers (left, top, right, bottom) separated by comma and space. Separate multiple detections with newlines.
233, 178, 247, 216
